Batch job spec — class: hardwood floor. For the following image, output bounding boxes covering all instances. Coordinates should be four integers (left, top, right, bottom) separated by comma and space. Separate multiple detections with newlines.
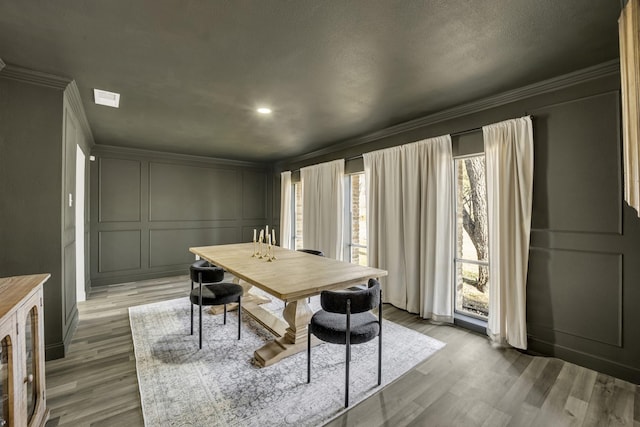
44, 276, 639, 427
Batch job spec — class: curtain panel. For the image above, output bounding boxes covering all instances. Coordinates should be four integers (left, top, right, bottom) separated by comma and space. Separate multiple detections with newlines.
364, 136, 454, 321
619, 0, 640, 217
300, 159, 344, 260
484, 116, 534, 350
279, 171, 292, 249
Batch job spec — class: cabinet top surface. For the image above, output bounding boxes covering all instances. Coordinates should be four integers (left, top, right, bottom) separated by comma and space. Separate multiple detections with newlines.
0, 273, 50, 318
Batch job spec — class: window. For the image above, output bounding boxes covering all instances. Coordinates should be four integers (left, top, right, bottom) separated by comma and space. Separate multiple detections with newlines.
454, 155, 489, 320
292, 172, 367, 262
346, 172, 367, 265
293, 181, 303, 250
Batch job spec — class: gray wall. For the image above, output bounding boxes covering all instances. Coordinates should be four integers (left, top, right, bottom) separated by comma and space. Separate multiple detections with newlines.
90, 146, 272, 286
274, 66, 640, 384
0, 76, 69, 359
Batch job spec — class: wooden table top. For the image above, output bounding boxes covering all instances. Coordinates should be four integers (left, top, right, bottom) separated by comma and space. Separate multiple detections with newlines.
190, 243, 387, 302
0, 273, 50, 318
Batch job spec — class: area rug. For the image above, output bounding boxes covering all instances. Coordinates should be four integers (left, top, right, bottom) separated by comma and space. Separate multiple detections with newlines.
129, 293, 445, 427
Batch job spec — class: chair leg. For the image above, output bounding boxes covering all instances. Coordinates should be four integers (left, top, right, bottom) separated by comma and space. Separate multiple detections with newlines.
237, 296, 242, 340
345, 299, 351, 408
224, 304, 227, 325
378, 289, 383, 386
198, 274, 203, 350
190, 280, 194, 335
378, 332, 382, 386
345, 342, 350, 408
307, 325, 311, 383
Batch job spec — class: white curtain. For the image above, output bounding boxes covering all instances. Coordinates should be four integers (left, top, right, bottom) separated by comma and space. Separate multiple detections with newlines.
484, 116, 534, 350
364, 135, 454, 321
279, 171, 292, 249
300, 159, 344, 260
619, 0, 640, 216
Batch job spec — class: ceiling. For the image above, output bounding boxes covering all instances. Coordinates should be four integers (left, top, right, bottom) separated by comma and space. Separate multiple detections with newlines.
0, 1, 621, 162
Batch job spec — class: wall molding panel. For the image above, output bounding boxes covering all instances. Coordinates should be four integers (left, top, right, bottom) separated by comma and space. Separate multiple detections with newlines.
91, 146, 270, 285
527, 247, 623, 347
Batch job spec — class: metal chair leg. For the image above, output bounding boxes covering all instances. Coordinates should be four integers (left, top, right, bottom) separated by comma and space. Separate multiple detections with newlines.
198, 273, 203, 350
224, 304, 227, 325
345, 299, 351, 408
190, 280, 194, 335
307, 325, 311, 383
378, 289, 382, 386
237, 296, 242, 340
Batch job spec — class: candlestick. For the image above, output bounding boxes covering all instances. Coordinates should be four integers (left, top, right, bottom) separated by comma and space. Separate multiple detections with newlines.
270, 229, 277, 260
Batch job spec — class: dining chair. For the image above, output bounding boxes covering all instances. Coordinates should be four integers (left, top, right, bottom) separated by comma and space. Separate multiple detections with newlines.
295, 249, 324, 304
189, 259, 243, 349
307, 278, 382, 407
297, 249, 325, 257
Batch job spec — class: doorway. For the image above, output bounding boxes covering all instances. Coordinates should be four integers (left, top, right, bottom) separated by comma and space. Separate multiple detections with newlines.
75, 145, 86, 302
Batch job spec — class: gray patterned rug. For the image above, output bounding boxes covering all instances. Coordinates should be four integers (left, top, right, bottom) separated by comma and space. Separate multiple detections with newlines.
129, 293, 445, 427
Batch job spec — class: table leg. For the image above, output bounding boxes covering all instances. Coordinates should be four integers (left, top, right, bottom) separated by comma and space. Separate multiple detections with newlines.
253, 298, 319, 367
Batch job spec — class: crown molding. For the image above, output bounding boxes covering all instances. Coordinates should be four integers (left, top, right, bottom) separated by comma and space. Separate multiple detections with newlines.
64, 81, 95, 147
283, 59, 621, 166
92, 144, 269, 169
0, 58, 5, 72
0, 63, 71, 90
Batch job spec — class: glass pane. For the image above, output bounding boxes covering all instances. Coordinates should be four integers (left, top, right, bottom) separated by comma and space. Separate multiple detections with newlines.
350, 174, 367, 247
1, 336, 10, 427
350, 246, 368, 267
455, 157, 488, 262
25, 308, 38, 423
455, 262, 489, 318
294, 183, 303, 250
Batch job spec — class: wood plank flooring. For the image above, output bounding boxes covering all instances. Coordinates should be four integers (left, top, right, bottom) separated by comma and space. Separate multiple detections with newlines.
44, 276, 639, 427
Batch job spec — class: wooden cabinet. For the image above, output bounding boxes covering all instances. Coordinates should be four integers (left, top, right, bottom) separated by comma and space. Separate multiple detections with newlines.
0, 275, 49, 427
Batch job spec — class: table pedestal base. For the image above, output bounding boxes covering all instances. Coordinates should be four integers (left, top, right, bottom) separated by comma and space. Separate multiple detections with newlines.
252, 299, 317, 367
254, 335, 321, 367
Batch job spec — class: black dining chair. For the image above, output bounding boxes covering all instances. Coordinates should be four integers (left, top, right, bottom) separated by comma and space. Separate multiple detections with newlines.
307, 278, 382, 408
297, 249, 325, 257
295, 249, 324, 304
189, 259, 243, 349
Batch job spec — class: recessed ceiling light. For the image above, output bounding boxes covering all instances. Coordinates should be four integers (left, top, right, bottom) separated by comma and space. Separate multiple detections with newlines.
256, 107, 272, 114
94, 89, 120, 108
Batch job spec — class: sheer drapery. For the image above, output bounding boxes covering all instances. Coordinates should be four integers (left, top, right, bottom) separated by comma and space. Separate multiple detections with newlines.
364, 136, 454, 321
484, 116, 534, 350
279, 171, 292, 249
300, 159, 344, 260
619, 0, 640, 216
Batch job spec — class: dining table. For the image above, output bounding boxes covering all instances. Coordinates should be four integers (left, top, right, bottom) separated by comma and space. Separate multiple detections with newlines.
189, 242, 388, 367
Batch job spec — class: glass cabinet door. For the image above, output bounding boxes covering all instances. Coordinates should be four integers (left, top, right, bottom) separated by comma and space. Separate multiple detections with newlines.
1, 335, 11, 427
24, 307, 38, 425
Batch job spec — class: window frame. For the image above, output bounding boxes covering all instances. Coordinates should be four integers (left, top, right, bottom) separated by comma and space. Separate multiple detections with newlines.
291, 181, 303, 250
344, 172, 367, 265
453, 153, 489, 322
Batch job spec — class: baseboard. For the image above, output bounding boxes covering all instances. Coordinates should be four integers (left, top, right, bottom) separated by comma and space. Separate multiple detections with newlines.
91, 268, 188, 287
454, 315, 487, 335
63, 307, 79, 353
527, 336, 640, 385
45, 342, 65, 361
